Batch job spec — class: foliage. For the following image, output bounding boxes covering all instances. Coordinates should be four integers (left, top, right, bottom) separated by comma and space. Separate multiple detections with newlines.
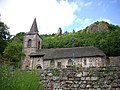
42, 21, 120, 56
0, 66, 43, 90
0, 21, 10, 55
0, 21, 26, 67
51, 68, 61, 76
12, 32, 25, 42
3, 41, 24, 67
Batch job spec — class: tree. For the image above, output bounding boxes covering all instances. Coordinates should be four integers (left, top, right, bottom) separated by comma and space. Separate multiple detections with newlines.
12, 32, 25, 42
0, 21, 10, 55
3, 41, 24, 67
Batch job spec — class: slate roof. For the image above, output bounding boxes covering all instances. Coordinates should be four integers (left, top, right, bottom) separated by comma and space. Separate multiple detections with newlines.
30, 46, 106, 60
27, 18, 38, 34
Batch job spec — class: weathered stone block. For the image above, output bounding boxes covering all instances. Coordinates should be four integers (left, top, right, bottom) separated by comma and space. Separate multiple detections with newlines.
82, 71, 88, 76
75, 77, 81, 81
76, 73, 82, 77
81, 77, 86, 80
86, 77, 91, 80
91, 77, 98, 80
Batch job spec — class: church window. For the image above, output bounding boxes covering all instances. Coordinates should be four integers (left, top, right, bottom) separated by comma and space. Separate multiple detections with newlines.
50, 60, 55, 67
38, 41, 40, 49
57, 62, 61, 68
89, 59, 93, 67
27, 39, 32, 47
84, 58, 87, 65
89, 59, 92, 62
68, 59, 72, 65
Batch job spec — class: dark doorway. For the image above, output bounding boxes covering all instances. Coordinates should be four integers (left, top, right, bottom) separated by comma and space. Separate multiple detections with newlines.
37, 66, 42, 69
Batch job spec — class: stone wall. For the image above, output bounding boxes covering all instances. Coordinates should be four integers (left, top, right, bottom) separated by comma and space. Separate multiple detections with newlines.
42, 57, 105, 69
40, 66, 120, 90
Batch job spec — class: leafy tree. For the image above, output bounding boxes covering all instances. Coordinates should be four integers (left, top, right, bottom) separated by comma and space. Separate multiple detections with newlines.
64, 31, 69, 34
3, 41, 24, 67
0, 21, 10, 55
12, 32, 25, 42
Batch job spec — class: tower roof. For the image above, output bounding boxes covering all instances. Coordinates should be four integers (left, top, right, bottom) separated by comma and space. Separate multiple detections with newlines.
28, 18, 38, 34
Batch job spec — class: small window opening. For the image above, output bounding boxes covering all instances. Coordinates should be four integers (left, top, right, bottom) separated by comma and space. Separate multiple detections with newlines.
27, 39, 32, 47
57, 62, 61, 68
50, 60, 55, 67
68, 59, 73, 65
84, 58, 87, 65
38, 41, 40, 49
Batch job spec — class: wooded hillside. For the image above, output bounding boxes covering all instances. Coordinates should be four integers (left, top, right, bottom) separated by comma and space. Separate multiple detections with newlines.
42, 21, 120, 56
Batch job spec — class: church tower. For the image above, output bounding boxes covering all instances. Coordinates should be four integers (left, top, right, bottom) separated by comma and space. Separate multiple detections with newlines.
22, 18, 42, 70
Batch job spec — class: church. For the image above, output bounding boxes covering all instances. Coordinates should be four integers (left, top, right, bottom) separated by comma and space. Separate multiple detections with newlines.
22, 18, 106, 70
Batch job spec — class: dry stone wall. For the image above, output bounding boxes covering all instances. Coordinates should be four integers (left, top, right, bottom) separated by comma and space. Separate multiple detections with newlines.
40, 66, 120, 90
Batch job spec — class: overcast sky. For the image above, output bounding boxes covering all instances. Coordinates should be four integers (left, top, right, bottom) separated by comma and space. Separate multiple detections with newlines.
0, 0, 120, 35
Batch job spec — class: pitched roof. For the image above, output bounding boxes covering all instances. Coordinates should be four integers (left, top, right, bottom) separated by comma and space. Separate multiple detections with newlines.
30, 46, 106, 60
28, 18, 38, 34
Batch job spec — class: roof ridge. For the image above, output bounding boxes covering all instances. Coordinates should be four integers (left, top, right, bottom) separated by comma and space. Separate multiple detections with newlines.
40, 46, 95, 50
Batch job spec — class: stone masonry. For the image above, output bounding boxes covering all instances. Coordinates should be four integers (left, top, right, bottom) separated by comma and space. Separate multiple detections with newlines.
40, 66, 120, 90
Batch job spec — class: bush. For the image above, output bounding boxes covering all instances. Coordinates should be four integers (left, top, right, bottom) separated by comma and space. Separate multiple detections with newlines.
51, 68, 61, 76
0, 66, 44, 90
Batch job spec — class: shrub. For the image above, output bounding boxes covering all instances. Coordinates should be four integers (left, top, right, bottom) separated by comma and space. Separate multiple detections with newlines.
51, 68, 61, 76
0, 66, 44, 90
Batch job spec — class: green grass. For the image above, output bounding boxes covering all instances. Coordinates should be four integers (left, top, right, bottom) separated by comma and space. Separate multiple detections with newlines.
0, 66, 44, 90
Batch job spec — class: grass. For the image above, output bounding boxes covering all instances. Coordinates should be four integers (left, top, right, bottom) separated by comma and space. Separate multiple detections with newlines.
0, 66, 44, 90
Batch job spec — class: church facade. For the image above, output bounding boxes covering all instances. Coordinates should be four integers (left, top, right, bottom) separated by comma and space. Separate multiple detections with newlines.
22, 18, 106, 70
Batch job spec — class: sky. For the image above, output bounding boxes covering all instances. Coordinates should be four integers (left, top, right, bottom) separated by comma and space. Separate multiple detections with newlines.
0, 0, 120, 35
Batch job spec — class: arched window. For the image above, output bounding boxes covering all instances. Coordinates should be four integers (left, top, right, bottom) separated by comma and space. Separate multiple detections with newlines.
68, 59, 72, 65
84, 58, 87, 65
57, 62, 61, 68
50, 60, 55, 67
38, 41, 40, 49
27, 39, 32, 47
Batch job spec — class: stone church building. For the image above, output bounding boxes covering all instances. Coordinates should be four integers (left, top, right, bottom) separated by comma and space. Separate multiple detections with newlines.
22, 18, 106, 70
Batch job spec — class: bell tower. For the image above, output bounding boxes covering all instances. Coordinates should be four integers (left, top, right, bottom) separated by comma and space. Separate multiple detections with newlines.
22, 18, 42, 70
